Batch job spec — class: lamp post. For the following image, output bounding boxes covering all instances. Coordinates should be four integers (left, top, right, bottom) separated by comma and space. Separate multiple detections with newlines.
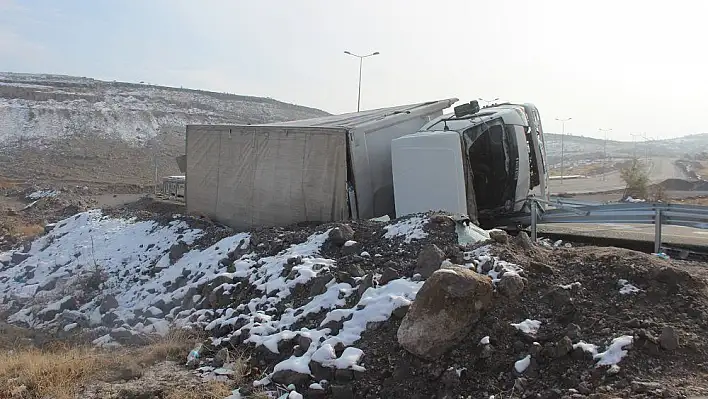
344, 51, 380, 112
599, 128, 613, 181
555, 117, 572, 184
478, 97, 499, 106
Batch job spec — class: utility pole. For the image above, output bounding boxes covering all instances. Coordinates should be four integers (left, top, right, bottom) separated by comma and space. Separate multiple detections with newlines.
344, 50, 380, 112
599, 128, 612, 181
555, 117, 572, 184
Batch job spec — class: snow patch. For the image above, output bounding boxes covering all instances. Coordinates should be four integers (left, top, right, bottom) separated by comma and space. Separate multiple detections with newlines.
594, 335, 633, 366
618, 279, 642, 295
514, 355, 531, 373
560, 282, 582, 290
511, 319, 542, 335
383, 217, 428, 243
27, 190, 60, 200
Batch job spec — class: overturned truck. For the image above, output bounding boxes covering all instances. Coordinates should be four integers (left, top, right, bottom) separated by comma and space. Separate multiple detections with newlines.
184, 98, 550, 230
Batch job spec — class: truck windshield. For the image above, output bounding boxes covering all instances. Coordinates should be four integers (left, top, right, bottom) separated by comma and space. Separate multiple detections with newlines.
462, 119, 518, 212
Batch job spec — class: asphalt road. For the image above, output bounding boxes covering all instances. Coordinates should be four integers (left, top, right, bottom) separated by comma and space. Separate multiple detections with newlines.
538, 223, 708, 249
549, 157, 685, 194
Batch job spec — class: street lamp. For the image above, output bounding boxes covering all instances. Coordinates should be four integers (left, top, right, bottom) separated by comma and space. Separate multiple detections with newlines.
478, 97, 499, 106
344, 51, 380, 112
555, 117, 572, 184
599, 128, 613, 181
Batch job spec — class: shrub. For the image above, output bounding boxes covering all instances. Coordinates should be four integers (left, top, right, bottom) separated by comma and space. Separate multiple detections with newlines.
620, 158, 649, 200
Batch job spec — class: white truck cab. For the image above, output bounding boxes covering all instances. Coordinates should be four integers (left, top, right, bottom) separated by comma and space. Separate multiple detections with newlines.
391, 101, 549, 227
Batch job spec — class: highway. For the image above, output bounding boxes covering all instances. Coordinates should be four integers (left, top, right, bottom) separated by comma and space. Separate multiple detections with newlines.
549, 157, 685, 194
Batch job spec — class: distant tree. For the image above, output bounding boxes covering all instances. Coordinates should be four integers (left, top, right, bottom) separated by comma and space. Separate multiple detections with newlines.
621, 158, 650, 200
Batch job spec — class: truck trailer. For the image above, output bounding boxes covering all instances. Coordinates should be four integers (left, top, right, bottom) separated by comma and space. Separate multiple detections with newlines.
184, 99, 458, 229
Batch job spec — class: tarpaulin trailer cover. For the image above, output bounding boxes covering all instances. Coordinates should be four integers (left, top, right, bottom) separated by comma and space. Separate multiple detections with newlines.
186, 125, 348, 229
185, 98, 457, 229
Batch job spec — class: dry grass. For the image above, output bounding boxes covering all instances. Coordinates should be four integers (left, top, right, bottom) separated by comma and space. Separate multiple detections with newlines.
165, 381, 234, 399
12, 223, 45, 238
0, 176, 21, 189
0, 329, 232, 399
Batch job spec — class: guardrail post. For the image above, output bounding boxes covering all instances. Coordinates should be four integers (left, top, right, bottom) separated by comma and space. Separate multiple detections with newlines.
654, 209, 662, 254
531, 200, 538, 242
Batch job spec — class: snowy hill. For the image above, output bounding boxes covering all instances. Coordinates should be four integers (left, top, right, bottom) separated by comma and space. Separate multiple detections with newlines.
0, 72, 328, 146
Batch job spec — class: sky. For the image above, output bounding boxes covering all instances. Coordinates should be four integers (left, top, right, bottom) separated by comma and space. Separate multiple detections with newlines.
1, 0, 707, 141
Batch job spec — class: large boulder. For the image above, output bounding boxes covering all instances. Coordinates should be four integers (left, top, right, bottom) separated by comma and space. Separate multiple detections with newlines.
397, 265, 494, 360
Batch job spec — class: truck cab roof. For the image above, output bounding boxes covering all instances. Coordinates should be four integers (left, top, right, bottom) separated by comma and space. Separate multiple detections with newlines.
420, 103, 529, 133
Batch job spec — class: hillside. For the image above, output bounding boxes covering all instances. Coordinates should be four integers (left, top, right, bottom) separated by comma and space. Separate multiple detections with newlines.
0, 72, 329, 188
544, 133, 708, 160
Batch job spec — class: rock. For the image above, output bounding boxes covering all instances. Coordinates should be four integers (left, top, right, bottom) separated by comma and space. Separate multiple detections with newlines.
392, 305, 409, 319
397, 265, 494, 360
428, 214, 457, 232
271, 370, 311, 385
528, 261, 554, 275
38, 277, 59, 292
297, 335, 313, 351
632, 381, 663, 393
530, 342, 542, 357
309, 360, 334, 382
308, 387, 327, 399
497, 273, 525, 298
310, 273, 333, 297
415, 244, 446, 279
168, 241, 189, 264
11, 252, 31, 265
342, 263, 366, 278
489, 230, 510, 244
335, 369, 356, 383
213, 348, 229, 367
513, 231, 535, 250
379, 267, 400, 285
357, 274, 373, 297
99, 295, 119, 313
335, 271, 355, 286
331, 384, 355, 399
479, 259, 494, 274
659, 326, 679, 350
480, 344, 494, 359
328, 224, 355, 247
553, 336, 573, 358
544, 287, 573, 309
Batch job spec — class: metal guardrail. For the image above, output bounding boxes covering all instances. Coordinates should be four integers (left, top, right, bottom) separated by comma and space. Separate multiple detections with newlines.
518, 200, 708, 253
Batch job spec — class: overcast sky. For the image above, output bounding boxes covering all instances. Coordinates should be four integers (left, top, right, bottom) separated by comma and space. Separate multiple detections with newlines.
1, 0, 707, 141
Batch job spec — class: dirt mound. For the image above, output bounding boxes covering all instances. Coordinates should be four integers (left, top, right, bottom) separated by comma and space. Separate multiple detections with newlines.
2, 206, 708, 398
659, 178, 697, 191
350, 244, 708, 399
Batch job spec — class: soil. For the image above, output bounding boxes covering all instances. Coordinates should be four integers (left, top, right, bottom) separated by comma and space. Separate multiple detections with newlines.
3, 195, 708, 398
350, 244, 708, 399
